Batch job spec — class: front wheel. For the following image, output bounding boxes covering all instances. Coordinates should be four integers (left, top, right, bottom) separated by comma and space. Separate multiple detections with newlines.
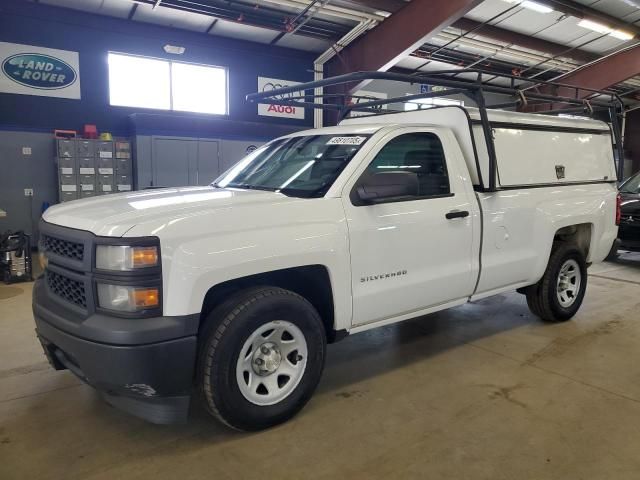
197, 287, 326, 431
526, 243, 588, 322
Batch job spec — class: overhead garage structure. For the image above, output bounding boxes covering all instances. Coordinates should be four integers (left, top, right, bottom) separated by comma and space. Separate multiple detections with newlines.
2, 0, 640, 479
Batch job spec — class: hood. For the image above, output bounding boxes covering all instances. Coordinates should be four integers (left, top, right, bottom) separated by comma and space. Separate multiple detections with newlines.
43, 186, 298, 236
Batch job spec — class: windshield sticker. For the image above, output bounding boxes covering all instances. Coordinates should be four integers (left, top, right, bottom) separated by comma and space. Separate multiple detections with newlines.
327, 136, 366, 145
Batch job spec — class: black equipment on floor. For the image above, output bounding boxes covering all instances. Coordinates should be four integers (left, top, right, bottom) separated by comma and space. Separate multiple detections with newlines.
0, 231, 33, 284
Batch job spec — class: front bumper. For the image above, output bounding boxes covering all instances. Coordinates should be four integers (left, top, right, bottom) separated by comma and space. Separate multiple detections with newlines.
33, 278, 199, 424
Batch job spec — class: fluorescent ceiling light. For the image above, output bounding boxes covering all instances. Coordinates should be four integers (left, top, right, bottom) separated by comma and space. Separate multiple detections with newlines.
610, 29, 634, 40
578, 19, 634, 41
520, 1, 554, 13
503, 0, 554, 13
577, 19, 612, 34
163, 44, 185, 55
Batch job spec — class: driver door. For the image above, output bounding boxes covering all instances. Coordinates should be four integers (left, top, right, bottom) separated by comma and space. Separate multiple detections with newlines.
343, 128, 477, 327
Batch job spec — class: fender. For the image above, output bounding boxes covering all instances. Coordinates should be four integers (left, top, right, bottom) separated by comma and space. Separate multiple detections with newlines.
123, 197, 353, 330
529, 183, 617, 280
475, 182, 617, 294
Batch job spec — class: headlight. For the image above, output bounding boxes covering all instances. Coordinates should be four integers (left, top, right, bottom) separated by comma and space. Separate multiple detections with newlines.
97, 284, 160, 312
96, 245, 159, 271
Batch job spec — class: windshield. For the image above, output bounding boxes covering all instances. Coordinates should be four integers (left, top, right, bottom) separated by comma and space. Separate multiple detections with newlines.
620, 171, 640, 194
213, 134, 371, 198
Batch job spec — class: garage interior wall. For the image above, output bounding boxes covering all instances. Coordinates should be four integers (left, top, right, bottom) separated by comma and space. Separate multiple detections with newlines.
0, 0, 315, 236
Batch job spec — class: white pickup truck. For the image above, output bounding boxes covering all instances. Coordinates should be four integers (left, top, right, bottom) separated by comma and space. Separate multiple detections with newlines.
34, 92, 620, 431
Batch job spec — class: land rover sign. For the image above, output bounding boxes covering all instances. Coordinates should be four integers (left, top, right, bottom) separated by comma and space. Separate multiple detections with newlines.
0, 42, 80, 99
3, 54, 76, 89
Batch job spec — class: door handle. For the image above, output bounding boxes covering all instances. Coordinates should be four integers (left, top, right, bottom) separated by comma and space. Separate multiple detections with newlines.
446, 210, 469, 220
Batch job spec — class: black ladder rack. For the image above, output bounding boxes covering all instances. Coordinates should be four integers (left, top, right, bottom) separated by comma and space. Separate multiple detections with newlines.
246, 69, 625, 188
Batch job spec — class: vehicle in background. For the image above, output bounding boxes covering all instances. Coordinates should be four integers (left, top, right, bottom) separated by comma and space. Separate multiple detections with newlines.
609, 171, 640, 257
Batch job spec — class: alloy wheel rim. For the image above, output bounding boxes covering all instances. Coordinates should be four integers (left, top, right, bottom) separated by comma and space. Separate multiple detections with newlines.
236, 320, 308, 406
556, 259, 581, 308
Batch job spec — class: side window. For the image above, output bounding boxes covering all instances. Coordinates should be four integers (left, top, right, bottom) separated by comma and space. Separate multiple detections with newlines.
358, 132, 450, 202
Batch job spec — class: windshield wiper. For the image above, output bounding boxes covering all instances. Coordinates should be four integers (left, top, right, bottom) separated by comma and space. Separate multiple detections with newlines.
223, 183, 279, 192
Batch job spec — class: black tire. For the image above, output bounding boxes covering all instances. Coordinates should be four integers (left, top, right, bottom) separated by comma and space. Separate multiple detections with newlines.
197, 286, 326, 431
525, 243, 587, 322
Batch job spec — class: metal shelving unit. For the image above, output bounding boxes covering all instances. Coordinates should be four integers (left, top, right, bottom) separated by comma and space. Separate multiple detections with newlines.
55, 139, 133, 202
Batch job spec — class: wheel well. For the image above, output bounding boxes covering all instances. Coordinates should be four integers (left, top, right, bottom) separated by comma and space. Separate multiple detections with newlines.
553, 223, 592, 258
199, 265, 338, 342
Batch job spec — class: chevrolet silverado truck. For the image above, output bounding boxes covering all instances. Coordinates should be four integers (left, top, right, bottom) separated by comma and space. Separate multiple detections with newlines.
34, 73, 621, 431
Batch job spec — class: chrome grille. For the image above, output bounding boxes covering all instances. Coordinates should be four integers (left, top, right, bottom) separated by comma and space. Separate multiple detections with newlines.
47, 271, 86, 308
43, 235, 84, 262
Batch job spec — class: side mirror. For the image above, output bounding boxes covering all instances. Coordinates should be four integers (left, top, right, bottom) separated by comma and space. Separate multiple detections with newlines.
355, 171, 419, 204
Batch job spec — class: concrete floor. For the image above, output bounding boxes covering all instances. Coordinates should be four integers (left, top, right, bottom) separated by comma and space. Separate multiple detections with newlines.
2, 254, 640, 480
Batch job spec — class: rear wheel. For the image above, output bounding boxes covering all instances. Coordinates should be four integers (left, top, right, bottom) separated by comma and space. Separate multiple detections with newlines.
526, 243, 587, 322
197, 286, 326, 431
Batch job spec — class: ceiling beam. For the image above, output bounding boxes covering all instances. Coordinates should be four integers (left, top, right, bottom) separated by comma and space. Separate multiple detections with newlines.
326, 0, 483, 89
521, 45, 640, 112
127, 3, 138, 20
551, 45, 640, 97
205, 18, 218, 34
451, 17, 597, 64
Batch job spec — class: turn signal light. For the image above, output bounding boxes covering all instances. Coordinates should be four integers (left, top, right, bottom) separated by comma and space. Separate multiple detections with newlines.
132, 247, 159, 268
97, 284, 160, 312
132, 288, 160, 308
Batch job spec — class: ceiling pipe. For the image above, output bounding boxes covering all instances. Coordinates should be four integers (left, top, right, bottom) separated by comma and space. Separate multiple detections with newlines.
450, 17, 597, 64
520, 41, 640, 93
422, 2, 521, 66
412, 38, 640, 92
132, 0, 358, 38
433, 31, 640, 90
259, 0, 385, 23
431, 31, 578, 72
287, 0, 327, 35
313, 19, 377, 127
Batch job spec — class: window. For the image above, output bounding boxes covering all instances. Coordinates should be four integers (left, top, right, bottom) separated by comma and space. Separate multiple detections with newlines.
171, 62, 227, 114
405, 97, 463, 111
108, 53, 228, 115
214, 134, 370, 198
108, 54, 170, 110
621, 171, 640, 194
360, 133, 450, 199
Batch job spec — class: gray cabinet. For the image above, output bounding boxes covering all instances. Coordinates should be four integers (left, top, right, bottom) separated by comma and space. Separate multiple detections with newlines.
135, 136, 265, 190
152, 138, 196, 188
75, 139, 94, 157
219, 140, 263, 173
55, 138, 132, 202
197, 140, 220, 185
149, 137, 220, 188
